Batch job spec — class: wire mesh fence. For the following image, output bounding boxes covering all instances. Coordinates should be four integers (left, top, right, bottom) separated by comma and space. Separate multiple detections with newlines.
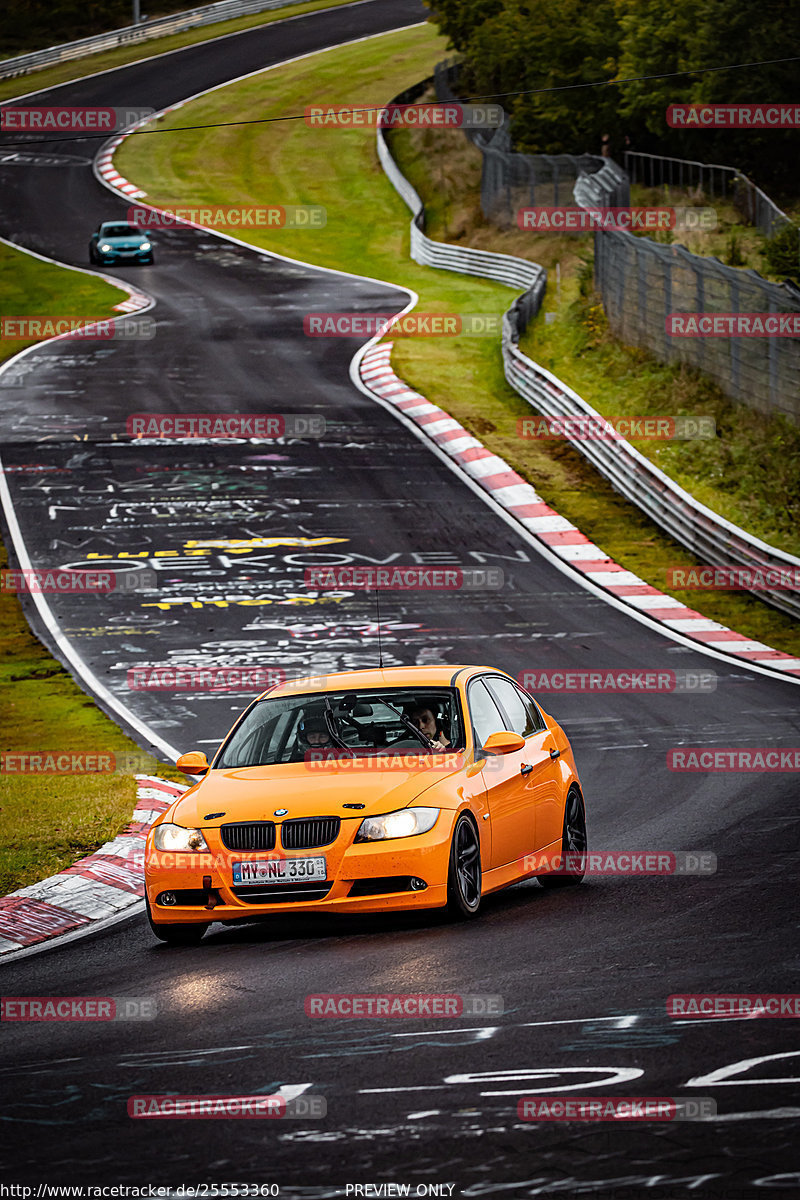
433, 60, 800, 422
433, 60, 627, 223
624, 151, 792, 240
595, 231, 800, 421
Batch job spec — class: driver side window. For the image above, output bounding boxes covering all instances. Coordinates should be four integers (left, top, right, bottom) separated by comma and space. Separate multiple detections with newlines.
468, 678, 508, 747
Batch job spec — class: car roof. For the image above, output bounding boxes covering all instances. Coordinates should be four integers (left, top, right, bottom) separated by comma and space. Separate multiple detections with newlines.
263, 664, 504, 700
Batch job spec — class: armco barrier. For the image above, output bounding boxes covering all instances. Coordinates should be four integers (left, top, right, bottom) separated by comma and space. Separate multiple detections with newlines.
377, 84, 800, 621
0, 0, 312, 80
377, 82, 546, 300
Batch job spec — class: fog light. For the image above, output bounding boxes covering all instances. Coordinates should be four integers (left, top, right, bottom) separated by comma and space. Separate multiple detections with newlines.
158, 891, 177, 906
410, 877, 427, 891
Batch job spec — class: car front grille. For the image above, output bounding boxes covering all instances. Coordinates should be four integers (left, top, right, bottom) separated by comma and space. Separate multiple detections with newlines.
231, 881, 333, 904
281, 817, 340, 850
220, 821, 276, 851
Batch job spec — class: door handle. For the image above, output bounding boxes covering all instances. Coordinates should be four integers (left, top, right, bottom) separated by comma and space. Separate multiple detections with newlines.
520, 763, 533, 775
549, 748, 561, 760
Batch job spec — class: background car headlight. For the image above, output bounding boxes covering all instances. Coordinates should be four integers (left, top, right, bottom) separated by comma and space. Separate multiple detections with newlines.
99, 243, 111, 252
140, 242, 151, 251
355, 807, 440, 842
153, 823, 209, 852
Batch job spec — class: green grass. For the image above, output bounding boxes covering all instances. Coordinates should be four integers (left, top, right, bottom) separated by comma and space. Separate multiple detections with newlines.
116, 30, 800, 657
0, 244, 186, 894
0, 242, 124, 356
0, 0, 370, 102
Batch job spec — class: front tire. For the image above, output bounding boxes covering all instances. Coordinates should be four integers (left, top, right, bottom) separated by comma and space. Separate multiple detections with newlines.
446, 814, 482, 918
538, 786, 587, 888
145, 892, 208, 944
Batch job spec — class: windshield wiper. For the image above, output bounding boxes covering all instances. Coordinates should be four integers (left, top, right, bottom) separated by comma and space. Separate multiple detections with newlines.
380, 699, 437, 751
323, 697, 355, 755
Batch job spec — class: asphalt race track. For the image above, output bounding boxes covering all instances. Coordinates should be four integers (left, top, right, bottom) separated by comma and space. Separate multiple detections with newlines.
1, 2, 799, 1195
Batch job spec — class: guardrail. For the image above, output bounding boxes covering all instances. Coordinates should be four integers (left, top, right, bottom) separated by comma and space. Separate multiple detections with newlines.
377, 82, 545, 298
376, 83, 800, 620
0, 0, 309, 80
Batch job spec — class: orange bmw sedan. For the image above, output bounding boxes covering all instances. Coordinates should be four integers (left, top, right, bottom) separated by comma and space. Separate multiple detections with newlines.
144, 665, 588, 943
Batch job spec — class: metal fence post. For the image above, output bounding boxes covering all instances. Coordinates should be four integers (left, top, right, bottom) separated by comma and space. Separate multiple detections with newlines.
729, 278, 741, 400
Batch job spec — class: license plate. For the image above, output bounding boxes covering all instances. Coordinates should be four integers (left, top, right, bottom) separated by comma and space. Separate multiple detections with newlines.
233, 857, 326, 885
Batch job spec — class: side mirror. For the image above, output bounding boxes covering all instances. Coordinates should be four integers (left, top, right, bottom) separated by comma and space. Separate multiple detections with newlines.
482, 731, 526, 755
176, 751, 209, 775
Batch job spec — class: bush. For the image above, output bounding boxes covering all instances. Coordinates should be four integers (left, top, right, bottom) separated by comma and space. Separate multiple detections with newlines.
761, 223, 800, 281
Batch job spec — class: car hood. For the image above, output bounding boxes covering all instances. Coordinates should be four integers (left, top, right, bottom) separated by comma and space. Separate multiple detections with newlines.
170, 757, 468, 826
102, 236, 146, 247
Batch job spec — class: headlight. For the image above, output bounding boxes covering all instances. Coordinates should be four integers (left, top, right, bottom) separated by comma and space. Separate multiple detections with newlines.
140, 241, 151, 251
153, 823, 209, 852
99, 243, 111, 252
355, 807, 440, 842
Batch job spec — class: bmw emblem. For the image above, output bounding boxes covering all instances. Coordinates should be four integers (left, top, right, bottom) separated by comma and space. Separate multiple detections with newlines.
274, 808, 288, 816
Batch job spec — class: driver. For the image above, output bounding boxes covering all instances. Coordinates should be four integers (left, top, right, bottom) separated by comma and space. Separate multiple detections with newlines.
297, 713, 334, 756
406, 702, 451, 751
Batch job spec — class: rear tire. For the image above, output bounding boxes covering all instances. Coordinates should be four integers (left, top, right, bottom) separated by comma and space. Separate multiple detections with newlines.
538, 786, 587, 888
446, 814, 482, 918
145, 892, 208, 944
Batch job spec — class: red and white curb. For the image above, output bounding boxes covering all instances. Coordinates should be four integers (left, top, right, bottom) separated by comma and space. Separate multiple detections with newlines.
96, 133, 148, 199
0, 775, 184, 957
360, 342, 800, 680
112, 292, 150, 313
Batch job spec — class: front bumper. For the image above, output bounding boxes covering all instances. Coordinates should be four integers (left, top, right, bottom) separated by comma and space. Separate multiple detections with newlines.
145, 813, 456, 923
98, 249, 150, 262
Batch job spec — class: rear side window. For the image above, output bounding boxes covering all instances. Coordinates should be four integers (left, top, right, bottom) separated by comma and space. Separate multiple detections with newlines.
485, 676, 543, 737
514, 683, 546, 733
467, 678, 508, 746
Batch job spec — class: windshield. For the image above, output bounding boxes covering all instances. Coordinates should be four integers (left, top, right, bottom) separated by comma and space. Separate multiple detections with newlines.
216, 688, 465, 768
101, 224, 141, 238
